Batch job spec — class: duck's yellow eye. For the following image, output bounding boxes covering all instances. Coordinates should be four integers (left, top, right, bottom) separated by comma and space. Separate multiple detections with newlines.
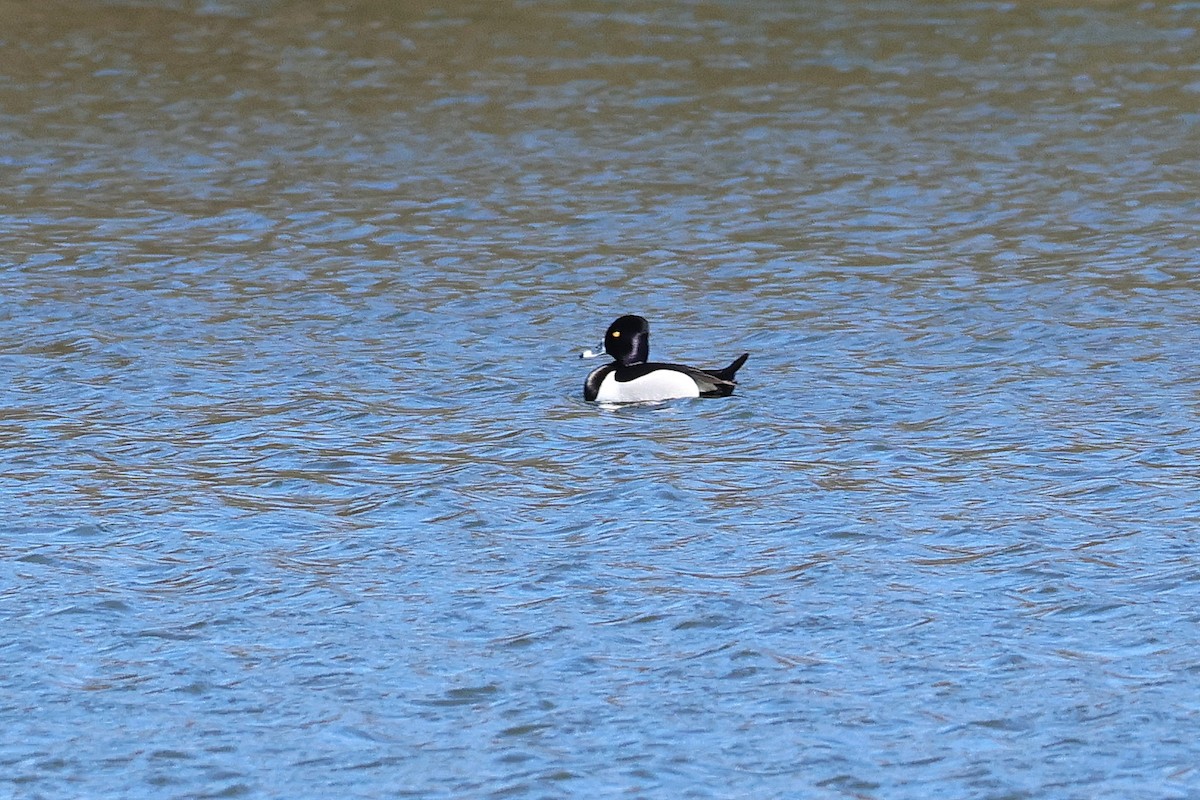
611, 331, 620, 338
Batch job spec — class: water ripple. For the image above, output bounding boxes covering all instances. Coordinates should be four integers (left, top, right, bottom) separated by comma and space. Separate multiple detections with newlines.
3, 1, 1200, 798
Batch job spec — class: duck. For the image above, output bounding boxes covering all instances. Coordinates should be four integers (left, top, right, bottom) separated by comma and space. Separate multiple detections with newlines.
583, 315, 749, 403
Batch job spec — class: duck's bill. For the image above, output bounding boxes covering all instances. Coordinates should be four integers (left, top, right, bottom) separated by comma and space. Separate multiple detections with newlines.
579, 345, 604, 359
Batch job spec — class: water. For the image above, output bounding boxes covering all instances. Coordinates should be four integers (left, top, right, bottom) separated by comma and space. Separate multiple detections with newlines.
3, 1, 1199, 797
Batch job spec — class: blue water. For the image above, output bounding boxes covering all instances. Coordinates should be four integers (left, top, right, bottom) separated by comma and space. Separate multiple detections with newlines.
4, 1, 1200, 798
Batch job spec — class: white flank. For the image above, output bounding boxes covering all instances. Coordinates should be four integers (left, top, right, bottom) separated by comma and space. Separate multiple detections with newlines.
595, 369, 700, 403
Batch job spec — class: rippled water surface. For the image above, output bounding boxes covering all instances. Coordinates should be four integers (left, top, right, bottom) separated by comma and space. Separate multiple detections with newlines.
3, 1, 1200, 797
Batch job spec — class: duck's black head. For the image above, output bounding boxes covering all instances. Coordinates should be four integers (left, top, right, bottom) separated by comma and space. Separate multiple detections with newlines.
604, 315, 650, 366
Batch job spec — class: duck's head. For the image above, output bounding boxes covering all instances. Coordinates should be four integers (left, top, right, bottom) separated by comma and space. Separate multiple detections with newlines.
605, 315, 650, 366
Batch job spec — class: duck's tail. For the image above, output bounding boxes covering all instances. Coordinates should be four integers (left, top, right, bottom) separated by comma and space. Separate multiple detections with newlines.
707, 353, 749, 382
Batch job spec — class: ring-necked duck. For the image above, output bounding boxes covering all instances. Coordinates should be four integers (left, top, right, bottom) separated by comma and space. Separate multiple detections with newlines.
583, 315, 749, 403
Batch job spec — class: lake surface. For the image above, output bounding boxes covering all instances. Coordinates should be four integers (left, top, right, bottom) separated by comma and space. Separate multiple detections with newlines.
3, 0, 1199, 797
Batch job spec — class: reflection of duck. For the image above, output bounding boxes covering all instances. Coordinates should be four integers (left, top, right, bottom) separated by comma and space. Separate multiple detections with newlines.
583, 315, 749, 403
